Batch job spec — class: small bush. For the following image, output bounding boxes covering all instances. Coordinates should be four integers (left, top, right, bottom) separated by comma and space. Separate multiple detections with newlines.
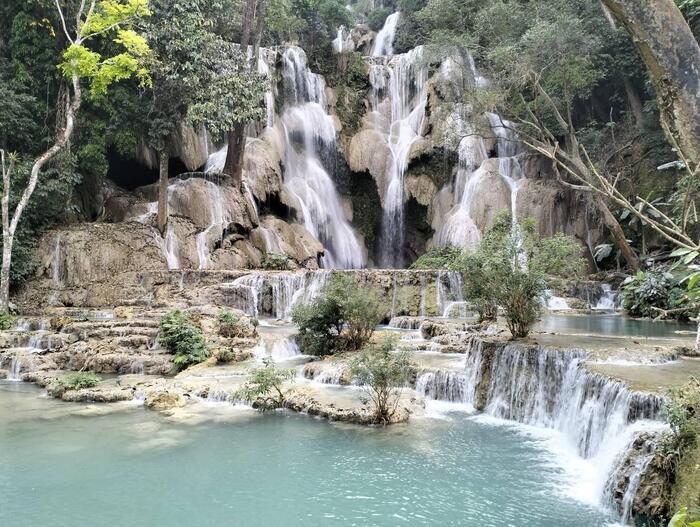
235, 360, 296, 411
349, 337, 416, 424
261, 252, 294, 270
622, 271, 693, 320
218, 308, 241, 338
55, 372, 101, 395
410, 245, 463, 269
292, 275, 383, 356
0, 313, 15, 331
158, 310, 209, 372
660, 379, 700, 467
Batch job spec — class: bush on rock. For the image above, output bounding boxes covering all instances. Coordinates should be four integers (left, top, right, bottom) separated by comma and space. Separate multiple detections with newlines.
159, 310, 209, 372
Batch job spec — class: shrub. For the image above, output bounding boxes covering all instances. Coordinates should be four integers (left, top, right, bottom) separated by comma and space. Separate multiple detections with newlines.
668, 507, 700, 527
366, 7, 393, 31
452, 212, 583, 338
349, 337, 416, 424
158, 310, 209, 372
292, 275, 383, 356
0, 312, 15, 331
218, 308, 241, 338
622, 271, 694, 320
54, 372, 101, 395
261, 252, 294, 270
660, 379, 700, 469
235, 360, 296, 411
410, 245, 462, 269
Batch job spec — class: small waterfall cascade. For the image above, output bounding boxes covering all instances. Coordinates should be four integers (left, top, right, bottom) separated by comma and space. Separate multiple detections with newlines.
371, 12, 400, 57
223, 270, 331, 319
416, 339, 665, 515
193, 180, 228, 270
594, 284, 621, 311
7, 357, 22, 381
332, 26, 354, 53
544, 290, 571, 311
415, 370, 470, 404
434, 57, 524, 250
278, 47, 365, 269
369, 39, 428, 266
270, 338, 301, 361
436, 270, 467, 318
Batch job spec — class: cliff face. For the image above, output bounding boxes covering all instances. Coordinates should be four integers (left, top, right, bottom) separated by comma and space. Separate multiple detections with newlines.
23, 34, 605, 288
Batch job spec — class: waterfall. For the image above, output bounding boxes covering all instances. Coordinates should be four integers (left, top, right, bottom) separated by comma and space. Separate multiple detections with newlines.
372, 12, 400, 57
223, 270, 331, 319
544, 290, 571, 311
279, 47, 365, 269
369, 46, 428, 267
594, 284, 621, 311
332, 26, 354, 53
270, 338, 301, 361
415, 339, 665, 514
415, 370, 470, 404
436, 270, 467, 318
7, 357, 22, 381
194, 181, 227, 270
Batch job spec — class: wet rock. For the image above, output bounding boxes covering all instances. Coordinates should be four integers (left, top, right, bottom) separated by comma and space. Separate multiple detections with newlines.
61, 387, 134, 403
144, 391, 187, 411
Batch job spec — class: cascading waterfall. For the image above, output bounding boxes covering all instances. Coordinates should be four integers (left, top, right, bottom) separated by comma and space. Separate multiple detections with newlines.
436, 270, 468, 318
371, 12, 400, 57
194, 180, 227, 270
594, 284, 621, 311
332, 26, 354, 54
369, 33, 428, 266
223, 270, 331, 319
414, 339, 665, 516
278, 47, 365, 269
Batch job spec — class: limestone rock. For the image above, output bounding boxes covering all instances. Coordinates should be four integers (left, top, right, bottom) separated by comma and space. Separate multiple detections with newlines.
249, 217, 323, 268
144, 391, 187, 411
347, 129, 389, 195
169, 123, 211, 172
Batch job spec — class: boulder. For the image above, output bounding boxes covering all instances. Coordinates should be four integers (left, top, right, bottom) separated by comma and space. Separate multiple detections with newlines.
144, 391, 188, 411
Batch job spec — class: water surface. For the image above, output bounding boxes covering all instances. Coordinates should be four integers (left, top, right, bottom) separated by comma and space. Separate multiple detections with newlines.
0, 382, 618, 527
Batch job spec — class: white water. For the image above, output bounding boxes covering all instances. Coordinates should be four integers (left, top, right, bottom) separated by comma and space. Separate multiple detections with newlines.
332, 26, 354, 54
277, 47, 365, 269
594, 284, 621, 311
369, 40, 428, 267
371, 12, 400, 57
7, 357, 22, 381
224, 270, 331, 319
545, 290, 571, 311
414, 340, 664, 516
436, 270, 467, 318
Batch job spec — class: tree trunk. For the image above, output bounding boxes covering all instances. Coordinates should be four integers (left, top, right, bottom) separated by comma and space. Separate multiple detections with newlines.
157, 147, 169, 235
597, 196, 641, 271
601, 0, 700, 169
0, 75, 81, 313
622, 77, 645, 128
223, 122, 246, 186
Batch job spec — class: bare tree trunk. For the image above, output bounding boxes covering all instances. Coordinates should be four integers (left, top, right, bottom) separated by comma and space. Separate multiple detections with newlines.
223, 0, 263, 183
223, 122, 246, 186
622, 77, 644, 128
157, 147, 169, 235
0, 75, 81, 312
601, 0, 700, 169
597, 196, 641, 271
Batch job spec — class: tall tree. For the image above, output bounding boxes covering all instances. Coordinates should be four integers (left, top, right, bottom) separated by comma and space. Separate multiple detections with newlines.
0, 0, 151, 312
601, 0, 700, 173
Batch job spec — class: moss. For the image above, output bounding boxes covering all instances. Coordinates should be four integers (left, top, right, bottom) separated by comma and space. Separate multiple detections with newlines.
673, 438, 700, 511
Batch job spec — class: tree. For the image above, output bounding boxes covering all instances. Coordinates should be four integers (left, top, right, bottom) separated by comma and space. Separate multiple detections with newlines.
349, 337, 416, 425
292, 275, 383, 356
601, 0, 700, 172
235, 359, 296, 410
453, 212, 583, 338
143, 0, 267, 233
0, 0, 150, 312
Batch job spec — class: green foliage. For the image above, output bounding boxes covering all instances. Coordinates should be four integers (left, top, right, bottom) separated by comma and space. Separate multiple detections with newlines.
58, 0, 152, 95
410, 245, 462, 269
158, 309, 209, 372
235, 360, 296, 410
292, 275, 383, 356
452, 212, 583, 337
349, 337, 416, 424
261, 252, 295, 270
218, 308, 240, 326
366, 7, 392, 31
0, 312, 15, 330
622, 271, 694, 320
669, 507, 700, 527
659, 379, 700, 495
55, 372, 101, 393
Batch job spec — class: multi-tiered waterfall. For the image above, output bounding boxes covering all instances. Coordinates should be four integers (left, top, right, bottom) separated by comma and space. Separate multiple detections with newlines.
369, 20, 429, 267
